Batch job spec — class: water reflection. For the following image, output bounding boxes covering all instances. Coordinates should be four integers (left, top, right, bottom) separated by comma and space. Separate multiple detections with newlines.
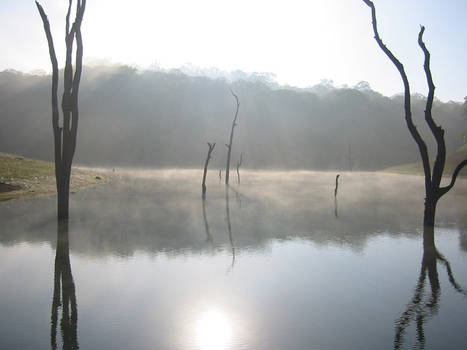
195, 309, 232, 350
202, 197, 213, 245
225, 186, 236, 272
334, 196, 338, 218
51, 221, 79, 350
1, 171, 465, 256
394, 227, 467, 349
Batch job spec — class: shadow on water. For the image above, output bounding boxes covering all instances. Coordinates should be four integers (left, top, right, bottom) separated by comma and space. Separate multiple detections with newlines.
51, 220, 79, 350
394, 226, 467, 350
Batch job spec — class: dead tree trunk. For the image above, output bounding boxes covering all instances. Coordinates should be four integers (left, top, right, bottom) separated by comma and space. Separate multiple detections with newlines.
202, 142, 215, 197
364, 0, 467, 245
236, 153, 243, 184
225, 89, 240, 185
36, 0, 86, 221
334, 174, 340, 197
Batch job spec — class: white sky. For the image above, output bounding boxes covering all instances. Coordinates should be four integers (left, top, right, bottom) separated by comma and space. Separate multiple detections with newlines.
1, 0, 466, 101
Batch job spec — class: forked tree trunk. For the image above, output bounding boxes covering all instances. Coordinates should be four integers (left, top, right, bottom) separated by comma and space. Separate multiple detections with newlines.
363, 0, 466, 245
225, 89, 240, 185
36, 0, 86, 221
202, 142, 215, 197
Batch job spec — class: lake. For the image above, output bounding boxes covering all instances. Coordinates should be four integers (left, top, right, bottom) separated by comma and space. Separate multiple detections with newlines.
0, 170, 466, 350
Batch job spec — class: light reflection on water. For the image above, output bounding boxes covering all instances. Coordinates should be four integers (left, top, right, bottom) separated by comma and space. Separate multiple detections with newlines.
194, 309, 232, 350
0, 170, 466, 349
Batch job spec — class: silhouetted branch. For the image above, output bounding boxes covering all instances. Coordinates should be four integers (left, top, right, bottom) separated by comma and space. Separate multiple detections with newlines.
363, 0, 431, 193
438, 159, 467, 198
35, 1, 61, 191
418, 26, 447, 195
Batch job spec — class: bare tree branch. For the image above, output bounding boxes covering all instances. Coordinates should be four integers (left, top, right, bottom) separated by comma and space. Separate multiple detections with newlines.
438, 159, 467, 198
363, 0, 431, 194
418, 26, 447, 193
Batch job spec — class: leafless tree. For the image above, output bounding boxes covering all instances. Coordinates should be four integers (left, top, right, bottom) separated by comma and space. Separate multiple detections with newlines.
363, 0, 467, 246
202, 142, 215, 197
236, 152, 243, 184
36, 0, 86, 221
225, 89, 240, 185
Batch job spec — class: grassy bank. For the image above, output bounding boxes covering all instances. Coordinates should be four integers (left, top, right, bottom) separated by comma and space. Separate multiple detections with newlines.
0, 153, 108, 201
380, 145, 467, 177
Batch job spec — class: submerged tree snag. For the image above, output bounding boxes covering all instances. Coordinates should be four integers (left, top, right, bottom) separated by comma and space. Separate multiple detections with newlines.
36, 0, 86, 221
225, 89, 240, 185
202, 142, 216, 197
334, 174, 340, 197
363, 0, 467, 245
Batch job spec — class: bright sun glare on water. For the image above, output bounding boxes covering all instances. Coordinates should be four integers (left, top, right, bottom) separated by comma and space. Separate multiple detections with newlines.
195, 309, 232, 350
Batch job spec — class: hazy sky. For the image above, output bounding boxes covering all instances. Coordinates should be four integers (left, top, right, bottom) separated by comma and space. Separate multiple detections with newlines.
1, 0, 466, 101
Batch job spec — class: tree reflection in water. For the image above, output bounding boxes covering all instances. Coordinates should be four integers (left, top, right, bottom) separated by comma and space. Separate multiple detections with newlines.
51, 220, 78, 350
202, 197, 213, 245
225, 186, 236, 272
394, 227, 467, 350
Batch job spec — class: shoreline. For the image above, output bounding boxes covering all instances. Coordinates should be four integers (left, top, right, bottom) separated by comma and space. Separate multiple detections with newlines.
0, 153, 109, 202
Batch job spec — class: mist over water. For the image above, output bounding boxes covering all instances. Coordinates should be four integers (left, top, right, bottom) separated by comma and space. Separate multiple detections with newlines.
1, 170, 466, 349
1, 169, 465, 256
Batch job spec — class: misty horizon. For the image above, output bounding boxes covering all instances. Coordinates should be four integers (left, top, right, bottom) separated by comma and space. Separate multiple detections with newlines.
2, 62, 465, 104
1, 64, 465, 171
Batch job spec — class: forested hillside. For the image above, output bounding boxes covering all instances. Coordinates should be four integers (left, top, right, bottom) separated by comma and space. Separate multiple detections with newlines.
1, 66, 464, 170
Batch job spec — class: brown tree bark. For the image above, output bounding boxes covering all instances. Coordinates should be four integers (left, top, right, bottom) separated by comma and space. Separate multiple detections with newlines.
202, 142, 215, 197
36, 0, 86, 221
225, 89, 240, 185
363, 0, 466, 245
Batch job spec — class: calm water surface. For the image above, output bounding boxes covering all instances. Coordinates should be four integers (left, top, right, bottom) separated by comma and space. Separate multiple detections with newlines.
0, 170, 466, 349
